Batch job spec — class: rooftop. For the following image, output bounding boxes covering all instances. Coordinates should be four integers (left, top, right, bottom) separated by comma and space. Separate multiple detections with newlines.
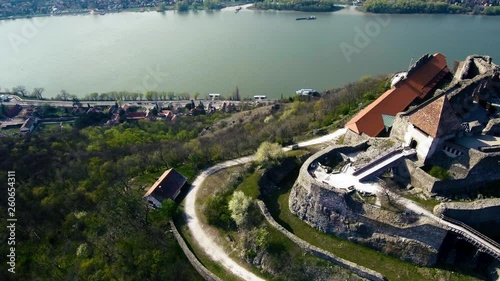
143, 168, 187, 202
408, 95, 463, 138
346, 53, 450, 137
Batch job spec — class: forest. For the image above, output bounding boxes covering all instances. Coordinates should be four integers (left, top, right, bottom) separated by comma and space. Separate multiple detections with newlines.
0, 75, 390, 280
362, 0, 500, 14
361, 0, 465, 14
253, 0, 341, 12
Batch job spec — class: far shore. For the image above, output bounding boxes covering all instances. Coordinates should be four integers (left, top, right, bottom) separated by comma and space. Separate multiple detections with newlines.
0, 2, 252, 21
1, 1, 496, 22
0, 3, 363, 22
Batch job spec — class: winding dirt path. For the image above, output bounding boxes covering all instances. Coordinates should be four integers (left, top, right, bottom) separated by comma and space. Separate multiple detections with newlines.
182, 129, 346, 280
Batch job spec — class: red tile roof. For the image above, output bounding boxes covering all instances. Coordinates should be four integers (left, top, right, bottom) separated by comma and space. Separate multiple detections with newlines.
408, 95, 463, 138
126, 112, 146, 119
346, 53, 449, 137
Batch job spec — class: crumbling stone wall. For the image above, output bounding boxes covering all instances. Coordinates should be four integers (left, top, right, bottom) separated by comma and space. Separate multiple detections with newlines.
289, 145, 447, 266
434, 199, 500, 225
393, 145, 500, 196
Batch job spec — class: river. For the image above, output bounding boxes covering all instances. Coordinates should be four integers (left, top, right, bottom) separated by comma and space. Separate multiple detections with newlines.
0, 6, 499, 99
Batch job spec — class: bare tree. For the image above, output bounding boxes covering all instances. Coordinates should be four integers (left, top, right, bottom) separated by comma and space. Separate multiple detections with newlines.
12, 85, 28, 96
32, 88, 45, 99
60, 90, 70, 101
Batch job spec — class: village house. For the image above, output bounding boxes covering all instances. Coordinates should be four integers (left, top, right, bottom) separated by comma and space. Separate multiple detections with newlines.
143, 168, 187, 208
6, 104, 22, 118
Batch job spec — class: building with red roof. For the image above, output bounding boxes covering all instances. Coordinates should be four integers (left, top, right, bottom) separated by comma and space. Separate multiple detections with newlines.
143, 168, 187, 208
346, 53, 450, 137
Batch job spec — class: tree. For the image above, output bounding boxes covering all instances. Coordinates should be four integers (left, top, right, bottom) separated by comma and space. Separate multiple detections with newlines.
99, 93, 109, 101
228, 191, 251, 227
193, 92, 200, 100
32, 88, 45, 99
167, 91, 176, 101
89, 92, 99, 101
255, 141, 285, 165
72, 97, 82, 107
145, 91, 154, 101
60, 90, 70, 101
176, 1, 189, 12
12, 85, 28, 96
204, 0, 223, 10
204, 195, 234, 229
178, 92, 190, 100
157, 2, 167, 12
149, 199, 177, 225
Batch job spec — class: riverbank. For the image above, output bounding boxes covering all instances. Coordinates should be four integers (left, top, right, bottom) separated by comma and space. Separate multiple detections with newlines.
0, 1, 255, 21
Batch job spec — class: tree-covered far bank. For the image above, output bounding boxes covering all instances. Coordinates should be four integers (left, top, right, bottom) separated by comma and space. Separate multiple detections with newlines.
254, 0, 342, 12
361, 0, 499, 15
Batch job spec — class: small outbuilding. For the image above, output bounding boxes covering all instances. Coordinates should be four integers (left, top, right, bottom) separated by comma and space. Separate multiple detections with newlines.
143, 168, 187, 208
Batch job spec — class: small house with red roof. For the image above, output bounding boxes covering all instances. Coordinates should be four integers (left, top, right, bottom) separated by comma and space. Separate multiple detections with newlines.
143, 168, 187, 208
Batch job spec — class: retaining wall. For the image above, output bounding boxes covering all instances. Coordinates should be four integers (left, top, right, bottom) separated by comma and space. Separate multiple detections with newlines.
257, 200, 387, 281
169, 221, 223, 281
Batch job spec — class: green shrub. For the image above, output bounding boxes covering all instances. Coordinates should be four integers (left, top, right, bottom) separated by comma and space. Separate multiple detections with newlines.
204, 195, 235, 230
429, 166, 450, 180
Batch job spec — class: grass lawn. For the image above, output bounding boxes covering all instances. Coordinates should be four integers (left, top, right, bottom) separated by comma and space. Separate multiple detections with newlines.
261, 173, 485, 281
235, 171, 262, 200
284, 149, 309, 158
403, 193, 441, 212
0, 127, 20, 135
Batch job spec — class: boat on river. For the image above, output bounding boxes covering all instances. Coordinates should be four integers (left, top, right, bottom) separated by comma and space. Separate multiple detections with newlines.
296, 16, 316, 21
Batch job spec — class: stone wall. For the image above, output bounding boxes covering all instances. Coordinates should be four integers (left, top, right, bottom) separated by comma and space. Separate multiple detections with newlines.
484, 118, 500, 136
394, 147, 500, 196
394, 159, 437, 196
344, 129, 370, 145
429, 150, 500, 195
289, 145, 448, 266
256, 200, 387, 281
389, 114, 409, 142
433, 199, 500, 225
169, 221, 222, 281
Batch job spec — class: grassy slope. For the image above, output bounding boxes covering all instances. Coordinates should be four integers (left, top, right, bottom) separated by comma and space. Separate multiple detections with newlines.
261, 171, 484, 281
